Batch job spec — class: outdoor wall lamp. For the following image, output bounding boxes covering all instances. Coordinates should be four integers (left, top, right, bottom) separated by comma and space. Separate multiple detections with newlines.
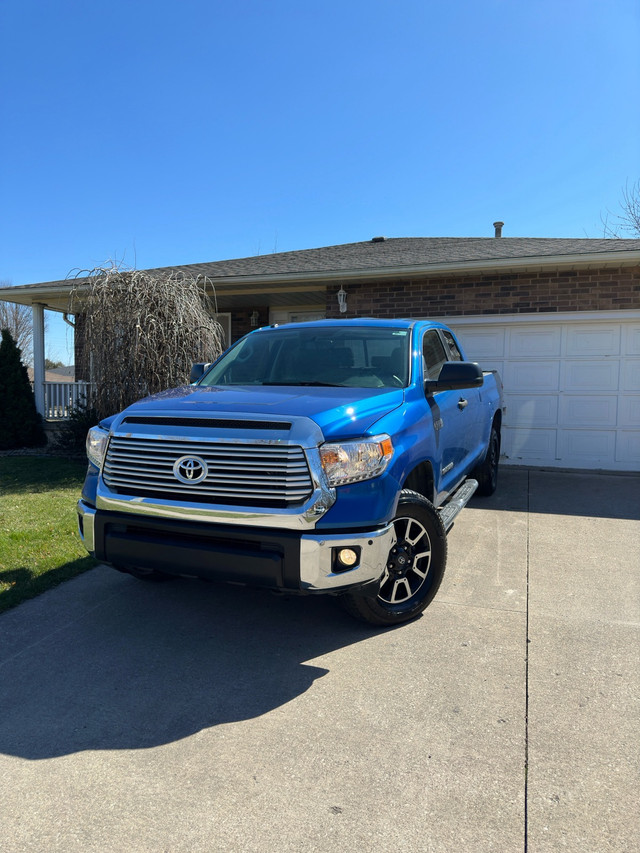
337, 286, 348, 313
250, 311, 260, 326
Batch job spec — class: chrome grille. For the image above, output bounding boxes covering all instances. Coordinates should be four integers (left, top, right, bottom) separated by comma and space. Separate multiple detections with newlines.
102, 436, 313, 505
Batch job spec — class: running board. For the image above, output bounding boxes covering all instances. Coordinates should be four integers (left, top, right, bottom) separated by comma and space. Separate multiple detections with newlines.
438, 478, 478, 532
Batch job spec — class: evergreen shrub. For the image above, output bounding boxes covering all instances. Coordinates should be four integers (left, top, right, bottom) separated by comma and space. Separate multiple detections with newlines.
0, 329, 47, 450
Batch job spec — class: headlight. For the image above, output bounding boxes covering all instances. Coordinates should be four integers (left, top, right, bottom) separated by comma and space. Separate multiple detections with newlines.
86, 426, 109, 468
319, 434, 394, 486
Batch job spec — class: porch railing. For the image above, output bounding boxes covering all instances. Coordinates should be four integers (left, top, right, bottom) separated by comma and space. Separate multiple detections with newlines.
39, 382, 93, 420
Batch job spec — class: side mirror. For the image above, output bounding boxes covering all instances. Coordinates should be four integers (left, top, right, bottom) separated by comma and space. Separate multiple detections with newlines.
189, 362, 212, 383
425, 361, 484, 393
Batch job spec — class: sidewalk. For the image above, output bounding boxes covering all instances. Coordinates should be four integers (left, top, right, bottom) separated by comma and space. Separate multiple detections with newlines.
0, 468, 638, 851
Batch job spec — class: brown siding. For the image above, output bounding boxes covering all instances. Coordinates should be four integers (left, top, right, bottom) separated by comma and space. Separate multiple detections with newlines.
325, 265, 640, 319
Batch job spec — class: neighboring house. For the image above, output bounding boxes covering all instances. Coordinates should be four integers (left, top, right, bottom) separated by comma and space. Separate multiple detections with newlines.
1, 230, 639, 471
27, 366, 75, 384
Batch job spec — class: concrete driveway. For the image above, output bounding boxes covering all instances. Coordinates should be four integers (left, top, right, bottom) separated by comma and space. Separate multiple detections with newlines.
0, 468, 638, 852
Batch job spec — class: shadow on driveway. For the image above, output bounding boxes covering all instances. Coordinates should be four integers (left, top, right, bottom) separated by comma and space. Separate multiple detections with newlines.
0, 573, 382, 761
470, 466, 640, 521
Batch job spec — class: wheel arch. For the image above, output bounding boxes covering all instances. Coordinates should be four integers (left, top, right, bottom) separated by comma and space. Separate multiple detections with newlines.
401, 460, 436, 505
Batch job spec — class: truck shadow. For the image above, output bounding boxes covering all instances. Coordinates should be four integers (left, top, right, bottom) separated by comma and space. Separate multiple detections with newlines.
0, 571, 385, 760
469, 466, 640, 521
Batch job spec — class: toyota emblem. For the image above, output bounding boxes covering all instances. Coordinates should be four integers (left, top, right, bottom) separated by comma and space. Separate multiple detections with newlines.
173, 455, 208, 485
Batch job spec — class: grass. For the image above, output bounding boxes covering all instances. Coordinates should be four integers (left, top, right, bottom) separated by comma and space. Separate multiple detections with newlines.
0, 456, 96, 614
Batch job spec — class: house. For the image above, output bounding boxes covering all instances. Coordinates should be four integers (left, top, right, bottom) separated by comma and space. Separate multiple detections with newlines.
1, 229, 639, 471
26, 366, 75, 383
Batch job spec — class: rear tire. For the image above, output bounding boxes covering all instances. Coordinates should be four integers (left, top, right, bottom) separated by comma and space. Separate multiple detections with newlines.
473, 424, 500, 497
340, 490, 447, 626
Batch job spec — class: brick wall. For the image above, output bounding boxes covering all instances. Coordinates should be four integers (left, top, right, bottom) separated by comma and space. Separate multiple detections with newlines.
74, 313, 89, 381
230, 306, 270, 342
325, 265, 640, 319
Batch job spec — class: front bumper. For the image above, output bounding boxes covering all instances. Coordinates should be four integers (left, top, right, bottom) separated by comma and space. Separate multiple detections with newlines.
77, 500, 394, 594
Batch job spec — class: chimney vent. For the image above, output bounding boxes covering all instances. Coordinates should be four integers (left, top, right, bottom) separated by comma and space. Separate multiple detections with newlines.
371, 236, 387, 243
493, 221, 504, 238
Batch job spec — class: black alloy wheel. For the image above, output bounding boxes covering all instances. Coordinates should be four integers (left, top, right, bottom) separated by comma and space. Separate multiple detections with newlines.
340, 489, 447, 626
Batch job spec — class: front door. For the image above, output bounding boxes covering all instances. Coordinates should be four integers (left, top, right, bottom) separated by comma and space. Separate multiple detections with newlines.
421, 329, 474, 497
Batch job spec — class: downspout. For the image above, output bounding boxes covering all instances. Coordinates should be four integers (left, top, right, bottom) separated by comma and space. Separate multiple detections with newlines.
32, 303, 46, 417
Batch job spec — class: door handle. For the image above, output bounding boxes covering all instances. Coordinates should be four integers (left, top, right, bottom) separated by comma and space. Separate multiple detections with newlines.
458, 398, 468, 410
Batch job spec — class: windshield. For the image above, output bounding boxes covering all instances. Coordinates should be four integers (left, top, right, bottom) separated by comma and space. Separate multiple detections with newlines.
200, 326, 411, 388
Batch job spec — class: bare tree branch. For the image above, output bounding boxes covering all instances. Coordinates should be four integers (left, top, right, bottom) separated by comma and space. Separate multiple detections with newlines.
68, 264, 225, 419
0, 297, 33, 364
602, 179, 640, 237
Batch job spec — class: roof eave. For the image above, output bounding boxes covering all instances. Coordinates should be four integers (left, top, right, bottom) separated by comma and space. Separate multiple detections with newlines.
210, 249, 640, 288
1, 249, 639, 309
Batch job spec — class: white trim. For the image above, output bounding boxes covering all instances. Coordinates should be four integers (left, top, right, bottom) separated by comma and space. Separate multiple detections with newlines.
32, 303, 45, 417
213, 312, 232, 347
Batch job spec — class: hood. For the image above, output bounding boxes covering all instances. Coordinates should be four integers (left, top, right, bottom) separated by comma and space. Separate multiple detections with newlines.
118, 384, 405, 440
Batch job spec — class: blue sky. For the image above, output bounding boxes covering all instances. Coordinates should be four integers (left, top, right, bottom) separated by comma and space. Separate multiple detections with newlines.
1, 0, 639, 362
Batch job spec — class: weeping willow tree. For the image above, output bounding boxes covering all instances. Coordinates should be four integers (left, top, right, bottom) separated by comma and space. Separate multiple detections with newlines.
69, 266, 225, 419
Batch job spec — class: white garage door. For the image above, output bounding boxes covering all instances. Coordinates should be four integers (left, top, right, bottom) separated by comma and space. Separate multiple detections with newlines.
448, 311, 640, 472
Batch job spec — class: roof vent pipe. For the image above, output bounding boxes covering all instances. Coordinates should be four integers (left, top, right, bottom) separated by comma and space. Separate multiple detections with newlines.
493, 221, 504, 238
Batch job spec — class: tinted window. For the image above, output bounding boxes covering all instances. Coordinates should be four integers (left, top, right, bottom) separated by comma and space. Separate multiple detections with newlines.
422, 330, 448, 381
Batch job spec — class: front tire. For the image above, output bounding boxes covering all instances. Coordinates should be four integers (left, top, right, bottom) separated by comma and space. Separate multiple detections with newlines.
341, 490, 447, 626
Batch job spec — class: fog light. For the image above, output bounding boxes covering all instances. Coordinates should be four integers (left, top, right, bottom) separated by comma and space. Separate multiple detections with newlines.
338, 548, 358, 566
331, 546, 362, 573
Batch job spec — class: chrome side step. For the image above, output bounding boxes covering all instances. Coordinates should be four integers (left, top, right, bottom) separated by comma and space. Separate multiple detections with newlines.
438, 478, 478, 531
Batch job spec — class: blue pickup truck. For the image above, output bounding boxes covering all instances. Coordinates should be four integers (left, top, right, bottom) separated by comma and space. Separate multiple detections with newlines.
78, 318, 503, 625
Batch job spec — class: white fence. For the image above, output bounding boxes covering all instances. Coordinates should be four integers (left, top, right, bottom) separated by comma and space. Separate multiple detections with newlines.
39, 382, 93, 420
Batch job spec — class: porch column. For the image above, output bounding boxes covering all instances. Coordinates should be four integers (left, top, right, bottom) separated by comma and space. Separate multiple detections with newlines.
32, 302, 46, 417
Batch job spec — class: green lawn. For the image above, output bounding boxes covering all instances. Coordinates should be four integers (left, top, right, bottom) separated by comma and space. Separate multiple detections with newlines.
0, 456, 96, 614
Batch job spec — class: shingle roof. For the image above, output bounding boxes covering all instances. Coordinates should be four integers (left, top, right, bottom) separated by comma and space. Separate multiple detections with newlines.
149, 237, 640, 281
2, 237, 640, 302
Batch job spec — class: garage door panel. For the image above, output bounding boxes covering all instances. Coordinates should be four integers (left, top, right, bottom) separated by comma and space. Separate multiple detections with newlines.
621, 361, 640, 391
559, 396, 618, 428
624, 325, 640, 355
508, 326, 561, 357
504, 361, 560, 391
505, 427, 557, 460
616, 431, 640, 463
455, 328, 505, 359
507, 395, 558, 427
557, 430, 616, 465
561, 360, 620, 392
565, 325, 621, 356
619, 396, 640, 427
